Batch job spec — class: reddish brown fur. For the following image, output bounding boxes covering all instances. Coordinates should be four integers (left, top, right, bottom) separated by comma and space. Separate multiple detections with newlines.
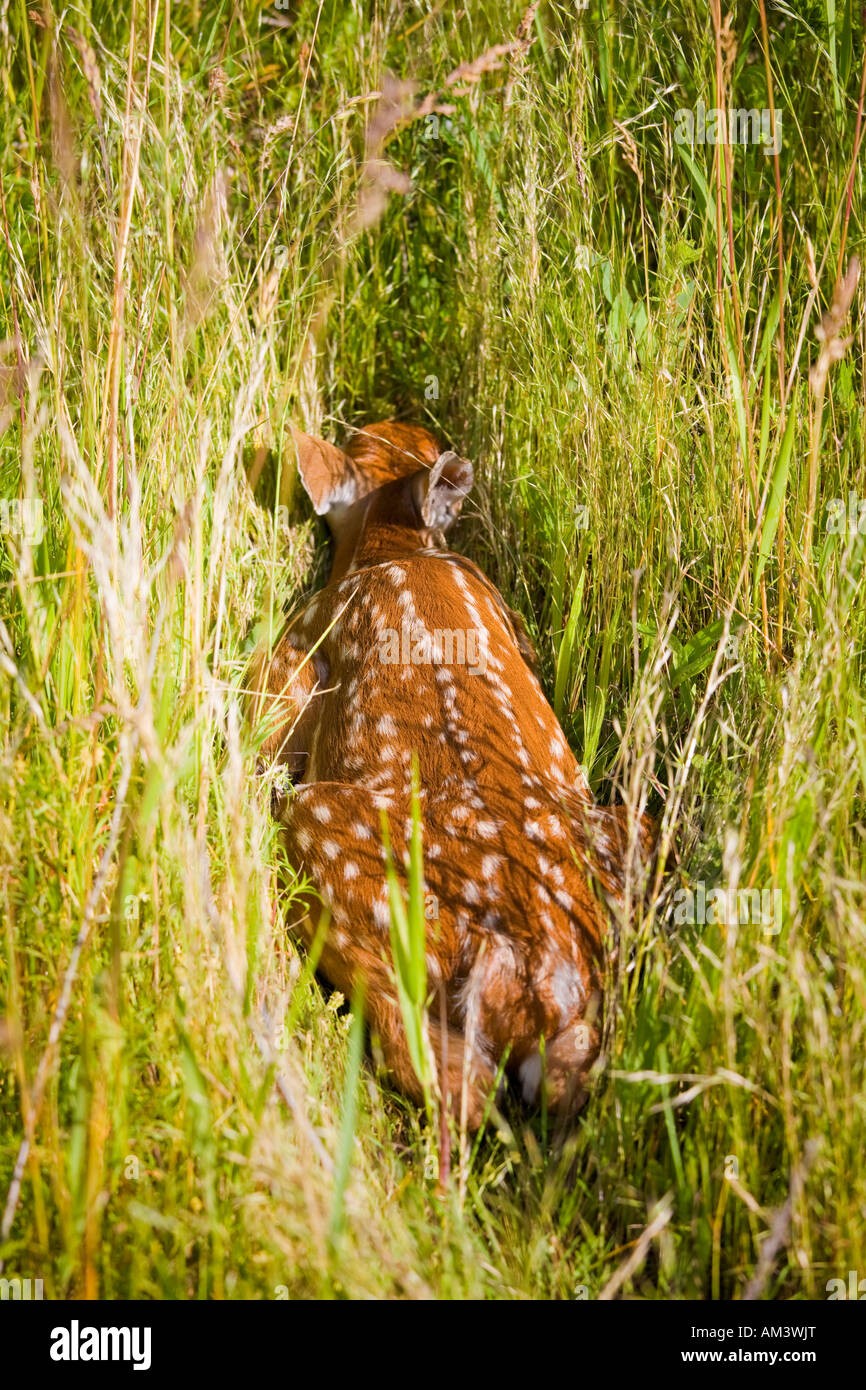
344, 420, 442, 480
250, 422, 652, 1127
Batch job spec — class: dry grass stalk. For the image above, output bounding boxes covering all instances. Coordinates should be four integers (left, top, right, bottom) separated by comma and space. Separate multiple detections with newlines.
66, 25, 111, 193
802, 256, 860, 586
181, 167, 230, 342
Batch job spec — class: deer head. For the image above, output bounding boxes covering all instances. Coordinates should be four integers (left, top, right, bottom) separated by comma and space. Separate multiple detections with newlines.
249, 420, 654, 1128
289, 420, 473, 582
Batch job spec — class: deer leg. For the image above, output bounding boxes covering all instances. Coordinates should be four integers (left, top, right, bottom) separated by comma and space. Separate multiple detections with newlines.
536, 1011, 602, 1118
367, 994, 498, 1130
278, 782, 499, 1129
286, 898, 498, 1130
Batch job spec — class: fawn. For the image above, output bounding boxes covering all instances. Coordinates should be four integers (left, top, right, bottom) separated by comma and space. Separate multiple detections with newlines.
250, 421, 653, 1128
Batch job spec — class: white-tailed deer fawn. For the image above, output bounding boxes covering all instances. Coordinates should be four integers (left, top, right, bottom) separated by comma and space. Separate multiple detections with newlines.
250, 421, 654, 1128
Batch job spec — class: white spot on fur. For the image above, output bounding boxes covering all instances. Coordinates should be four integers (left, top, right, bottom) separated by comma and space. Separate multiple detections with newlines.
482, 854, 502, 880
552, 961, 584, 1015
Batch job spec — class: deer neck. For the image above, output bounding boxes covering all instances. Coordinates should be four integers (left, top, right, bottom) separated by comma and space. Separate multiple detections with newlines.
329, 513, 438, 584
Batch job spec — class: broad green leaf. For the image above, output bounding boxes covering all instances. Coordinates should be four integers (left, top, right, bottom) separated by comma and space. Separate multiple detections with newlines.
669, 617, 726, 689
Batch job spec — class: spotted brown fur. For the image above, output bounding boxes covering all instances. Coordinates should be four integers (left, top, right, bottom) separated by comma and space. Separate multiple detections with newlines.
248, 421, 654, 1127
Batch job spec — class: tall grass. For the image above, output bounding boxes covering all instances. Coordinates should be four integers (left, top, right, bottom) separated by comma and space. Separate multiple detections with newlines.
0, 0, 864, 1299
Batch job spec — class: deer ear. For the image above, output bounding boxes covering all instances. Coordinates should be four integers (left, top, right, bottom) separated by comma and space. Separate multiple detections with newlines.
419, 451, 474, 531
290, 425, 364, 517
